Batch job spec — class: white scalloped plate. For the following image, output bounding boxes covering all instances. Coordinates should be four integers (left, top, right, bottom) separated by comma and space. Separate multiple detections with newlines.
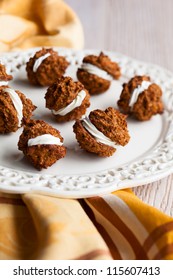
0, 47, 173, 198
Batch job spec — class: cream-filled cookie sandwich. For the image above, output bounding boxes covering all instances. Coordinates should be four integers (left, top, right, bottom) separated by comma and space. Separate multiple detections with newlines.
117, 75, 164, 121
77, 52, 121, 95
18, 120, 66, 170
0, 86, 36, 133
45, 76, 90, 122
26, 48, 69, 86
73, 107, 130, 157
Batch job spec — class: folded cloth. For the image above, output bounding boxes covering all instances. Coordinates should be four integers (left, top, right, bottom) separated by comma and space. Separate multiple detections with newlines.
0, 0, 84, 52
0, 192, 112, 260
0, 189, 173, 260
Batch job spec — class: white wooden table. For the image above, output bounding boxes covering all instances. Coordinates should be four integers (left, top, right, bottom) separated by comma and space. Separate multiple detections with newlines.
66, 0, 173, 216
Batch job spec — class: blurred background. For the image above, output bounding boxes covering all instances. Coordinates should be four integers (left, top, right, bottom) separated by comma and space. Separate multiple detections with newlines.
66, 0, 172, 71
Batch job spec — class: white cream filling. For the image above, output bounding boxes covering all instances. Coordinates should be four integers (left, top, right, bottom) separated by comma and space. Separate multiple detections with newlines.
28, 134, 63, 146
82, 117, 119, 149
81, 63, 113, 81
52, 90, 86, 116
33, 53, 51, 72
0, 81, 8, 86
3, 87, 23, 127
129, 80, 152, 108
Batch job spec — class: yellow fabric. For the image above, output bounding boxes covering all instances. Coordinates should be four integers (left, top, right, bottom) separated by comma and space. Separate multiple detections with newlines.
0, 193, 112, 260
0, 190, 173, 260
0, 0, 84, 52
0, 0, 172, 261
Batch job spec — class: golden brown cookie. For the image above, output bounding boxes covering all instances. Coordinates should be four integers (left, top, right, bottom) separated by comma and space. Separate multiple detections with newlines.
26, 48, 69, 86
0, 86, 36, 133
73, 107, 130, 157
77, 52, 121, 95
45, 76, 90, 122
18, 119, 66, 170
117, 75, 164, 121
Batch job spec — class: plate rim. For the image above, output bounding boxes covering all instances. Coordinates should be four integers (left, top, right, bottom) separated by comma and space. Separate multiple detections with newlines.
0, 47, 173, 198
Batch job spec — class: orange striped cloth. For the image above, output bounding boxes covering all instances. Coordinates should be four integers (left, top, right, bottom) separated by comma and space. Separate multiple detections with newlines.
0, 189, 173, 260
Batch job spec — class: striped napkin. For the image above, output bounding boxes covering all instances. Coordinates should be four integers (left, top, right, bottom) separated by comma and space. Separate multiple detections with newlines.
0, 189, 173, 260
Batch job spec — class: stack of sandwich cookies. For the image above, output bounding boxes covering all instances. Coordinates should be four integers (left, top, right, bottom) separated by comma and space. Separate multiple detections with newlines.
73, 107, 130, 157
117, 75, 164, 121
45, 76, 90, 122
77, 52, 121, 95
18, 120, 66, 170
26, 48, 69, 86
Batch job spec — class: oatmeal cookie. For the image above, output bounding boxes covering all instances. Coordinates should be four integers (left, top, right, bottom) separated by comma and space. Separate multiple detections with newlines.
77, 52, 121, 95
0, 86, 36, 133
73, 107, 130, 157
117, 75, 163, 121
18, 119, 66, 170
26, 48, 69, 86
45, 76, 90, 122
